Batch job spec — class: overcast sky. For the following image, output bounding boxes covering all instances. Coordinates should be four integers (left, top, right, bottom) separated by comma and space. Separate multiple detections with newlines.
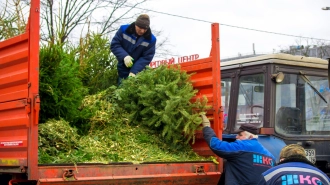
142, 0, 330, 60
3, 0, 328, 61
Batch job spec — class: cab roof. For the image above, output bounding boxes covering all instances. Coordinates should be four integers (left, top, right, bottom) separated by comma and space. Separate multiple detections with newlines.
221, 53, 328, 70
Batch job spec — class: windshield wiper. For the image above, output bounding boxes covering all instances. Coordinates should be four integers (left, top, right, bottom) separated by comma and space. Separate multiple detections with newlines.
240, 84, 252, 106
299, 71, 327, 104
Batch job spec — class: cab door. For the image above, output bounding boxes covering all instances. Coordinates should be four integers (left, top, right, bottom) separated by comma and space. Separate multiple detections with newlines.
225, 65, 268, 133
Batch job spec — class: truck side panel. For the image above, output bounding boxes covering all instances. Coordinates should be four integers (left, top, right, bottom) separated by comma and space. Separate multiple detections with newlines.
0, 0, 40, 180
0, 34, 29, 171
181, 23, 222, 157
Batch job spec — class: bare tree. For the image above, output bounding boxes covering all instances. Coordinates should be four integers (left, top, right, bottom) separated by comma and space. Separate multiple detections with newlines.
279, 38, 330, 59
39, 0, 154, 45
96, 0, 147, 35
41, 0, 102, 44
152, 29, 171, 58
315, 40, 330, 59
1, 0, 171, 58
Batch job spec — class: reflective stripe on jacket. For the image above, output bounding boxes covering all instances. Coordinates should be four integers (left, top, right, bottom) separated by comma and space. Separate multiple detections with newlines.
258, 161, 330, 185
111, 23, 156, 78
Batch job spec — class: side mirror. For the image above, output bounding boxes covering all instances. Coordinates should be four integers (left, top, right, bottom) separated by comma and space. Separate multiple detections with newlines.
271, 72, 285, 83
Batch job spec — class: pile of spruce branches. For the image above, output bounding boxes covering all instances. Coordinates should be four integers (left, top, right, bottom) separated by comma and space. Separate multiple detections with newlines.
39, 65, 211, 164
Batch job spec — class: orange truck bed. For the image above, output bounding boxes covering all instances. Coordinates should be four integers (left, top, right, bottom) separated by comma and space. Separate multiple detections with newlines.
0, 0, 222, 184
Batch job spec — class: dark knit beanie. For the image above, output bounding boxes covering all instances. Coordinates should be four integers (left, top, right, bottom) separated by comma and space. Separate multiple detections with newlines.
135, 14, 150, 29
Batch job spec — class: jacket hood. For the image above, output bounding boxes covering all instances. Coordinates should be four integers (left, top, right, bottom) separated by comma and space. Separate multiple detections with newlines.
278, 155, 315, 166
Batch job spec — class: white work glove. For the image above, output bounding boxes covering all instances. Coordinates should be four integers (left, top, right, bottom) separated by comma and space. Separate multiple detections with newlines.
128, 72, 136, 77
124, 56, 134, 68
201, 114, 210, 127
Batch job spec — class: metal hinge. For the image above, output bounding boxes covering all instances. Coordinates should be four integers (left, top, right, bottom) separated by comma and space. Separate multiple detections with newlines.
34, 95, 40, 125
194, 165, 206, 174
63, 169, 77, 181
25, 98, 31, 114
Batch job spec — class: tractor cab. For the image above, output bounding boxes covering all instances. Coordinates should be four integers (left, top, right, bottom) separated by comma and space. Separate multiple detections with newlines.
220, 54, 330, 174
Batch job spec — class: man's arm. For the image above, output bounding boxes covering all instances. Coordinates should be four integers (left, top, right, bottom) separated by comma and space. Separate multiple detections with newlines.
203, 127, 247, 159
110, 27, 129, 62
130, 39, 156, 75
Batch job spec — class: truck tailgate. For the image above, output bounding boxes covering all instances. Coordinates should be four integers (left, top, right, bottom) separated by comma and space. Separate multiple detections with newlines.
37, 162, 220, 185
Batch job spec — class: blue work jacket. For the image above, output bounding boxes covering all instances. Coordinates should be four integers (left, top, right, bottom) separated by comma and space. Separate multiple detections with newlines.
258, 159, 330, 185
203, 127, 276, 185
110, 23, 156, 78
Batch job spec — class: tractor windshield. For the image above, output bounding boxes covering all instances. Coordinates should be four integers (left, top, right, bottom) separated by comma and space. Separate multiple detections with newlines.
275, 73, 330, 136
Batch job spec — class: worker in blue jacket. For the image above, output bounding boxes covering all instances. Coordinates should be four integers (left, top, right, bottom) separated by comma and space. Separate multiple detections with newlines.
201, 115, 275, 185
110, 14, 156, 84
258, 144, 330, 185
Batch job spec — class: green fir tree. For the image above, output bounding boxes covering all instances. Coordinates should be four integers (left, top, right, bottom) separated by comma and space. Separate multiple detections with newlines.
114, 65, 208, 144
